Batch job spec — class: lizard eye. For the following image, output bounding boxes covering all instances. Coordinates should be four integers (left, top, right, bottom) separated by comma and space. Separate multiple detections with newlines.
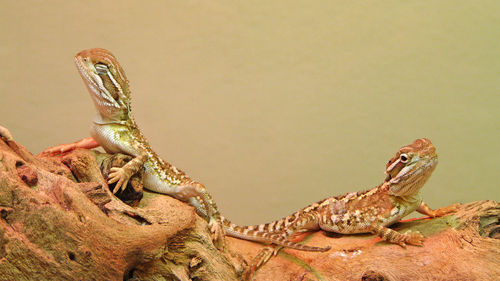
400, 154, 409, 163
94, 63, 108, 74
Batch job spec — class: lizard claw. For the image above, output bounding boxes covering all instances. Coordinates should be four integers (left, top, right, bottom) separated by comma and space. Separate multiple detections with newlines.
208, 218, 226, 251
108, 167, 130, 194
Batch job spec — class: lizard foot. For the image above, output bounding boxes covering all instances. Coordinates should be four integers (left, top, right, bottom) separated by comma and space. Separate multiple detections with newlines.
108, 167, 133, 193
428, 203, 460, 218
399, 230, 425, 248
208, 218, 226, 251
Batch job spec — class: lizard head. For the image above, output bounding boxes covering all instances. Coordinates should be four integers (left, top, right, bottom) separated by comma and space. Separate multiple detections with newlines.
74, 48, 131, 122
384, 138, 438, 197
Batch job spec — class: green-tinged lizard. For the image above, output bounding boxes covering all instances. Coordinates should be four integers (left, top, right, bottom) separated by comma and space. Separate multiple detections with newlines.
41, 48, 225, 249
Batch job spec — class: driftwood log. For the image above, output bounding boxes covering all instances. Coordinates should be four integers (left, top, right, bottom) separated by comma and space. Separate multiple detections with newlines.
0, 133, 498, 281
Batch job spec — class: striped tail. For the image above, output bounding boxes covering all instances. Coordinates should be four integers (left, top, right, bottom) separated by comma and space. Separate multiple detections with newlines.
221, 216, 330, 252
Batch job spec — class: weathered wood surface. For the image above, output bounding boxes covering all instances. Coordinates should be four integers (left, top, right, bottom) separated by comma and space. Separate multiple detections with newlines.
0, 134, 498, 281
0, 136, 239, 281
234, 200, 500, 281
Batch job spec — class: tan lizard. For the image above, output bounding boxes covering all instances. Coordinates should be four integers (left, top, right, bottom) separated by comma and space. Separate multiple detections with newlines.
221, 138, 458, 253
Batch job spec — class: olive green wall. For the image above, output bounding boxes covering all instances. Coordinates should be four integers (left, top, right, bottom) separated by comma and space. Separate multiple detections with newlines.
1, 1, 498, 224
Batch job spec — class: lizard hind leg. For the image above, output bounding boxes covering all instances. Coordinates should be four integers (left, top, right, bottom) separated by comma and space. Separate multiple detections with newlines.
175, 182, 226, 251
370, 224, 425, 247
242, 233, 330, 279
208, 217, 226, 250
243, 245, 283, 280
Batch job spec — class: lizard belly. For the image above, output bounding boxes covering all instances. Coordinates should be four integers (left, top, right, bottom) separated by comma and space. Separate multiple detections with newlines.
143, 170, 180, 195
141, 159, 188, 198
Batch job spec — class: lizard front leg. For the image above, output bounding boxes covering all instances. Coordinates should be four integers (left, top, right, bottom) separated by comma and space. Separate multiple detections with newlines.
370, 224, 425, 247
39, 137, 99, 156
40, 137, 146, 194
108, 152, 147, 193
369, 202, 458, 248
417, 202, 459, 218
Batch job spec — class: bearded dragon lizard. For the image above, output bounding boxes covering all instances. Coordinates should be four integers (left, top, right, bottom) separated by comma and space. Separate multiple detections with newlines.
221, 138, 457, 252
41, 48, 225, 248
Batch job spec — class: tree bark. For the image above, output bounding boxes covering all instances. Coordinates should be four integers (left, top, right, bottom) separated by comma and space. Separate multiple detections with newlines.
0, 134, 498, 281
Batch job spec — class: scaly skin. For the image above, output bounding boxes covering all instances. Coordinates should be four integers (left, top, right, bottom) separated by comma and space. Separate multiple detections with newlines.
221, 138, 458, 254
42, 48, 225, 249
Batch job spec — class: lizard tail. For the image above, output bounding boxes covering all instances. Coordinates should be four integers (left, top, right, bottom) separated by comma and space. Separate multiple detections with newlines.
221, 216, 330, 252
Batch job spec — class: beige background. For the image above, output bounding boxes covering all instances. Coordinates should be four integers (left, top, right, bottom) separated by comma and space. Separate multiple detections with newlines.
0, 1, 498, 225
